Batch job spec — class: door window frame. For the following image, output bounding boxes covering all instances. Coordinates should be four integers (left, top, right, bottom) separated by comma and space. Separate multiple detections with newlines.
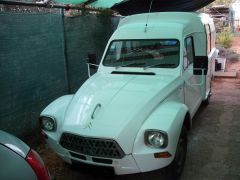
183, 36, 195, 70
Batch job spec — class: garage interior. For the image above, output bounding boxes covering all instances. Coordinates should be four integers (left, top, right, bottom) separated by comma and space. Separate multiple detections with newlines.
1, 0, 240, 179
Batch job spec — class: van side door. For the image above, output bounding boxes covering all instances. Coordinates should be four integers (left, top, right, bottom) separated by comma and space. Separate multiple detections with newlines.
183, 37, 202, 116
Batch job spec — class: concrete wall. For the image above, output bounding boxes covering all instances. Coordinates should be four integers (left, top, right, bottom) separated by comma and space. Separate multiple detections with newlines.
0, 11, 119, 137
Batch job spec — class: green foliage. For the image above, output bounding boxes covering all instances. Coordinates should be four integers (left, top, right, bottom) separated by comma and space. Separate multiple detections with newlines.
216, 28, 233, 48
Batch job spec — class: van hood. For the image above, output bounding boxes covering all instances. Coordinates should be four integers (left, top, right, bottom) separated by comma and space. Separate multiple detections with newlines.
62, 73, 181, 154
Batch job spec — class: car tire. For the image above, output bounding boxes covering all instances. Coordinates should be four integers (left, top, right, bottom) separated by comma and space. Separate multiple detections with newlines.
166, 127, 187, 180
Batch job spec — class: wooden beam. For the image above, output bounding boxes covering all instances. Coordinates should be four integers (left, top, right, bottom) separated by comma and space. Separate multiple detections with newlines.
0, 0, 101, 11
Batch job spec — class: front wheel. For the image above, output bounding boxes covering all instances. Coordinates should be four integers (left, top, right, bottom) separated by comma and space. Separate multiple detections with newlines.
166, 127, 187, 180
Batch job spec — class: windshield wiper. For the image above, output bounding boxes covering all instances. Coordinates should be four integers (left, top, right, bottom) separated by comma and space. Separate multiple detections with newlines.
143, 63, 176, 70
115, 62, 145, 69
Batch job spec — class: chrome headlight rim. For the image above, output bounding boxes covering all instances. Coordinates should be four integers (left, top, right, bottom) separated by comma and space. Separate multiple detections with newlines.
39, 115, 57, 132
144, 129, 168, 149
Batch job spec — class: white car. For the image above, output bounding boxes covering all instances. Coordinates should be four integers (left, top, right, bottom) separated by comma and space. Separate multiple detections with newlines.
0, 130, 50, 180
39, 12, 218, 179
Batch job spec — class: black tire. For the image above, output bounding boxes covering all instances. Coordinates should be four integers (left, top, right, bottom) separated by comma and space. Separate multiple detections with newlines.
166, 127, 187, 180
202, 94, 210, 106
203, 96, 210, 106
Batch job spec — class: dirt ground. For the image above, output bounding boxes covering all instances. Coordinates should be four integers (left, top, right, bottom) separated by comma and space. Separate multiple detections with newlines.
36, 37, 240, 180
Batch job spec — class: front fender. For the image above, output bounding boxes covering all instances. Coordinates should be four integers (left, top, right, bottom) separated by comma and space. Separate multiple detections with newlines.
132, 101, 189, 171
40, 95, 73, 139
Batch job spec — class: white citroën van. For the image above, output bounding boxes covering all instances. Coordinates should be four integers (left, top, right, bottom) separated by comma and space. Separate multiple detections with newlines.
40, 12, 218, 179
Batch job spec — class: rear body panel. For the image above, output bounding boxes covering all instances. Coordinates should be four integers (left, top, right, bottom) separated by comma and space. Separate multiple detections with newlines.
0, 130, 30, 158
0, 131, 37, 180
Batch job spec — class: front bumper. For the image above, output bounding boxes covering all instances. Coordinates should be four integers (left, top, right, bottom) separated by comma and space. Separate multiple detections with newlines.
45, 133, 173, 175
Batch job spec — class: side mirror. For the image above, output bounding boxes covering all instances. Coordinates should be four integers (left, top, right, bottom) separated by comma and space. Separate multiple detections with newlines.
86, 53, 99, 77
193, 56, 208, 75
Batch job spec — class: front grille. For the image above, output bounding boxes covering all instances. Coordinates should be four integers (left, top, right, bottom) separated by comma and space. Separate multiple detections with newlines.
60, 133, 125, 159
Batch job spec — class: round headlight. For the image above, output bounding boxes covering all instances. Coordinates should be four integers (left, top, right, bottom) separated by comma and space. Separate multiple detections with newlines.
145, 130, 168, 148
40, 116, 56, 131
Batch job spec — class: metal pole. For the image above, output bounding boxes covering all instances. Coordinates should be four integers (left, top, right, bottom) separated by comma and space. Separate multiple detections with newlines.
87, 64, 91, 78
61, 8, 71, 93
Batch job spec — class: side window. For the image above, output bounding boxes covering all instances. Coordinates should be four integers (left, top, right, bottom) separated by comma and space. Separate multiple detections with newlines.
205, 24, 211, 54
184, 37, 194, 69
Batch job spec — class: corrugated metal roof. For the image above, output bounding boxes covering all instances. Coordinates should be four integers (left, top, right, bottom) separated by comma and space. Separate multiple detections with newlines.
54, 0, 124, 7
89, 0, 125, 8
54, 0, 215, 15
111, 0, 215, 15
55, 0, 88, 4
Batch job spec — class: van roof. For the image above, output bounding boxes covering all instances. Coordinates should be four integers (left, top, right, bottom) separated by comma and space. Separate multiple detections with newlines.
118, 12, 212, 35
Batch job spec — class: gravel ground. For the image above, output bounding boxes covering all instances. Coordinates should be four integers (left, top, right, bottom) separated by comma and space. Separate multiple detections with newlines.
37, 38, 240, 180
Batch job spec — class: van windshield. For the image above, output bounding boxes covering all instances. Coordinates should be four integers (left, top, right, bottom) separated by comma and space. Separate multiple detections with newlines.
103, 39, 180, 69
